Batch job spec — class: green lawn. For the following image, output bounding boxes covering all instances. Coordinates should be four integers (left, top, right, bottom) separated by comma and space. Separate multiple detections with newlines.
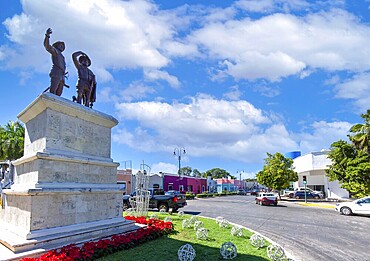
96, 213, 272, 261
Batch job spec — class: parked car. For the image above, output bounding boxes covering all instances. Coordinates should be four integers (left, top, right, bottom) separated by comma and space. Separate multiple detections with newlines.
283, 188, 295, 197
293, 191, 321, 199
123, 189, 187, 212
255, 192, 278, 206
335, 196, 370, 216
250, 189, 260, 196
288, 187, 324, 198
237, 189, 246, 195
165, 190, 182, 195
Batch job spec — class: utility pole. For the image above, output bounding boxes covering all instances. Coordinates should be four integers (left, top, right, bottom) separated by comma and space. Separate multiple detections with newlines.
173, 147, 186, 176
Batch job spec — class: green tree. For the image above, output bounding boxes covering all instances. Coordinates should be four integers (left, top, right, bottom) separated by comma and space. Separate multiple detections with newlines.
0, 121, 25, 161
192, 168, 202, 177
179, 166, 192, 176
326, 140, 370, 198
256, 152, 298, 199
348, 110, 370, 155
203, 168, 232, 179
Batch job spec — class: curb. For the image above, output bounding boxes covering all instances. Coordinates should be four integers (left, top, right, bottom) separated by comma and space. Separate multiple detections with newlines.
198, 215, 296, 261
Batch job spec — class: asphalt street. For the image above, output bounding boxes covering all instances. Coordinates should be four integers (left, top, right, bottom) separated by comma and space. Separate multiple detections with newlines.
181, 195, 370, 261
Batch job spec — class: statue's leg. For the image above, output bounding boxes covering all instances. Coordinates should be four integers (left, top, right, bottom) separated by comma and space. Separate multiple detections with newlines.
76, 86, 83, 104
55, 79, 64, 96
84, 88, 91, 107
49, 76, 59, 94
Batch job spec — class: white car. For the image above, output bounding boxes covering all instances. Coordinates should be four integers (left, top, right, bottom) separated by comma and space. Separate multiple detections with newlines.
255, 192, 278, 206
335, 196, 370, 216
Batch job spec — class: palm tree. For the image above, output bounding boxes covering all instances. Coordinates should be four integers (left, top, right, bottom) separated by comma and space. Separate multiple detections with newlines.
0, 121, 25, 161
348, 110, 370, 155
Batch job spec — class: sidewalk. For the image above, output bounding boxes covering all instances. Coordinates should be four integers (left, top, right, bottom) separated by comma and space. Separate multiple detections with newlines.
280, 198, 337, 209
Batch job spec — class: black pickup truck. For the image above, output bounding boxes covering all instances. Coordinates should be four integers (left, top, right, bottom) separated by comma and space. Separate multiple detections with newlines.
122, 189, 187, 212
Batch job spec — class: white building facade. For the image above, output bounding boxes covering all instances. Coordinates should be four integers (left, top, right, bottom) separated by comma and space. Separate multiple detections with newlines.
293, 151, 349, 199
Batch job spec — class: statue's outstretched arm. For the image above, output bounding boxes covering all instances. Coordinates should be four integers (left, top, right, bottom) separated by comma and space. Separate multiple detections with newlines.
43, 28, 56, 55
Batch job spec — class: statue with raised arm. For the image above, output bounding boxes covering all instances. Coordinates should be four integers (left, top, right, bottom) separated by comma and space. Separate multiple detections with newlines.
72, 51, 97, 108
43, 28, 67, 96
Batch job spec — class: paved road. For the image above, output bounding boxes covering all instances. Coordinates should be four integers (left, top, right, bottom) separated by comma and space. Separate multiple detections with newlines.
181, 195, 370, 261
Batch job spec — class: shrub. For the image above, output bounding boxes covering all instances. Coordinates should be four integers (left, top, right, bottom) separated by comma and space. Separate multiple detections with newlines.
185, 192, 195, 200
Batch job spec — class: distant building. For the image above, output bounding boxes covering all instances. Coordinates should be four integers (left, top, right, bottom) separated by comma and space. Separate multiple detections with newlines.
207, 176, 217, 193
293, 151, 349, 199
215, 177, 243, 193
117, 169, 132, 195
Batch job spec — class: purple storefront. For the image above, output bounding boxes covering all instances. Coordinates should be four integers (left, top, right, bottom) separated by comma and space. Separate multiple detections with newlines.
163, 173, 187, 193
163, 173, 207, 194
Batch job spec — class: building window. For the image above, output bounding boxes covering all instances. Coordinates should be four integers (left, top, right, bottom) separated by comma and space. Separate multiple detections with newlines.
117, 181, 127, 191
187, 185, 193, 192
168, 183, 173, 191
153, 184, 160, 189
179, 185, 184, 192
202, 185, 205, 192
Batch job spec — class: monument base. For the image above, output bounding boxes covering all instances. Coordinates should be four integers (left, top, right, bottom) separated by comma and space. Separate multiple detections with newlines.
0, 93, 135, 260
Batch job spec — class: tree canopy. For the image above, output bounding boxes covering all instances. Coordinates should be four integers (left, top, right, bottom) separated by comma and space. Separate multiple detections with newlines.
203, 168, 234, 179
0, 121, 25, 161
348, 110, 370, 156
179, 166, 193, 176
256, 152, 298, 194
326, 111, 370, 198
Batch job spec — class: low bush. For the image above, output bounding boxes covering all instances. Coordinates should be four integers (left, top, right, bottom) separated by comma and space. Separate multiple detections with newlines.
185, 192, 195, 200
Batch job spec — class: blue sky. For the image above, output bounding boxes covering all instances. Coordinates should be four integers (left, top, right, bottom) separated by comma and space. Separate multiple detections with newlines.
1, 0, 370, 179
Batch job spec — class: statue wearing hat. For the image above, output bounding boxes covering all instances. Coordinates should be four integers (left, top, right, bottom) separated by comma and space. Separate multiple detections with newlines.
72, 51, 96, 108
43, 28, 67, 96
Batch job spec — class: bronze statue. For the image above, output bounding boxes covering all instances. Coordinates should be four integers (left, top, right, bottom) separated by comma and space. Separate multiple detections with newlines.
43, 28, 67, 96
72, 51, 96, 108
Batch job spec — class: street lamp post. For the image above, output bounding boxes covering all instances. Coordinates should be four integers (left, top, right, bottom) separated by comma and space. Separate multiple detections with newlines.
237, 170, 244, 190
173, 147, 186, 176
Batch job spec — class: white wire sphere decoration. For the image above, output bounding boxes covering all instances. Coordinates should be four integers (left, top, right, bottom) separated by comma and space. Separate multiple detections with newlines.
178, 243, 196, 261
250, 233, 265, 249
178, 210, 185, 217
182, 219, 192, 229
220, 242, 237, 259
216, 216, 224, 224
196, 227, 209, 240
159, 208, 167, 214
164, 216, 172, 222
219, 219, 230, 228
150, 213, 158, 219
194, 220, 204, 231
189, 215, 199, 224
230, 226, 243, 237
267, 244, 286, 261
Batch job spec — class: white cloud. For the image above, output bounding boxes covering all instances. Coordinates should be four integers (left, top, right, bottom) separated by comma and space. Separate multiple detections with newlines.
297, 121, 352, 153
113, 95, 301, 163
188, 9, 370, 81
223, 85, 243, 100
144, 69, 180, 88
253, 85, 280, 97
150, 162, 178, 174
118, 81, 156, 102
1, 0, 175, 79
3, 1, 370, 87
333, 73, 370, 112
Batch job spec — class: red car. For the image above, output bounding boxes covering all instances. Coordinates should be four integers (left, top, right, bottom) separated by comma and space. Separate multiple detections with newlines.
255, 193, 278, 206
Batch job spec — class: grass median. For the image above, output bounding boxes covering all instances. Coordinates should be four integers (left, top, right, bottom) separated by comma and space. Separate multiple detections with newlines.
97, 212, 272, 261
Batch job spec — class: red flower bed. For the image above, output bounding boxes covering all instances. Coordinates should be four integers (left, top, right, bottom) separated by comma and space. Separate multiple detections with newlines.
21, 217, 173, 261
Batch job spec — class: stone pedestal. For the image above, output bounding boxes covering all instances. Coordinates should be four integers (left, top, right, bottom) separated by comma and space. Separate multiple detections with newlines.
0, 93, 136, 256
